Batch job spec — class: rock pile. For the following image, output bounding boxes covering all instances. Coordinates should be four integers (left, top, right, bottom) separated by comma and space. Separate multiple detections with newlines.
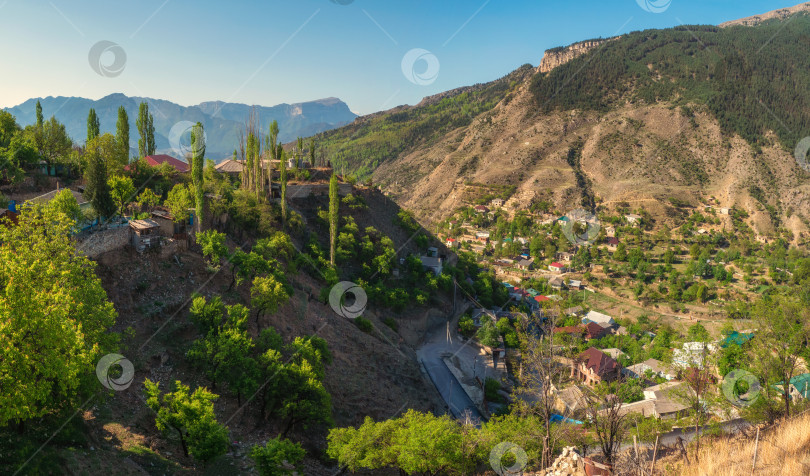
536, 447, 586, 476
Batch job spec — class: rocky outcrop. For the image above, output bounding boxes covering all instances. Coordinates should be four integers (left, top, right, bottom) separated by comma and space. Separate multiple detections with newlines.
719, 2, 810, 27
537, 40, 609, 73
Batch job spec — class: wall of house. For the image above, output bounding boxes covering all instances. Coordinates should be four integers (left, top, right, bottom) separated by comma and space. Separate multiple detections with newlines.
74, 227, 130, 259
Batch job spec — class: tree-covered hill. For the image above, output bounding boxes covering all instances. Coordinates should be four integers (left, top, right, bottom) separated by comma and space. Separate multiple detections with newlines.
531, 15, 810, 151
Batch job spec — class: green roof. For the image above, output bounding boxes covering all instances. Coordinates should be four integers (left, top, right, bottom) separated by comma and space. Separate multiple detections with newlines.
774, 373, 810, 399
720, 331, 754, 348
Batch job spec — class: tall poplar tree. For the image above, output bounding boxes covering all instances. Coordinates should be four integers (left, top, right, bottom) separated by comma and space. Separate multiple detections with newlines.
280, 149, 287, 225
87, 108, 100, 144
309, 138, 315, 166
329, 173, 338, 266
136, 102, 155, 158
115, 106, 130, 164
35, 100, 43, 129
191, 122, 205, 233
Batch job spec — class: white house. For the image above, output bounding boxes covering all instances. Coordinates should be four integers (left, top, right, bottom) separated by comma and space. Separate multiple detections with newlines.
625, 214, 642, 225
673, 342, 718, 368
582, 310, 616, 328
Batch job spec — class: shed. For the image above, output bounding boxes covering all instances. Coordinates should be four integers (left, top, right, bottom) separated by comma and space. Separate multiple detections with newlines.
130, 219, 161, 252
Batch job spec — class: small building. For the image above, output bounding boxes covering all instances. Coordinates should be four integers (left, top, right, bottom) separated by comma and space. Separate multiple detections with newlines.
286, 157, 311, 169
565, 306, 584, 317
622, 358, 674, 381
474, 205, 489, 214
605, 225, 616, 238
554, 385, 587, 419
554, 325, 584, 338
28, 188, 91, 211
556, 251, 574, 263
625, 214, 642, 225
475, 231, 490, 242
150, 208, 188, 238
719, 207, 731, 215
549, 262, 566, 273
568, 279, 583, 290
420, 255, 443, 276
606, 237, 620, 251
445, 237, 458, 248
214, 159, 244, 176
673, 342, 718, 369
601, 348, 626, 361
129, 219, 162, 252
584, 322, 609, 340
582, 310, 616, 329
549, 276, 565, 290
617, 397, 687, 420
774, 373, 810, 401
490, 198, 504, 208
643, 381, 688, 401
516, 258, 534, 271
571, 347, 621, 386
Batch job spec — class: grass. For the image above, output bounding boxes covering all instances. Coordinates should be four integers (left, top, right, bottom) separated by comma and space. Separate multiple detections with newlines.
677, 411, 810, 475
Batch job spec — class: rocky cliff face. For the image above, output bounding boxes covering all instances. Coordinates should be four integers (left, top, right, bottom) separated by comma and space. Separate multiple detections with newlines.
537, 40, 609, 73
720, 2, 810, 27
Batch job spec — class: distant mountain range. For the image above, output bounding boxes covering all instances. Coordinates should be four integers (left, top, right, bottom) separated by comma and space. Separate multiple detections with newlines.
4, 93, 357, 160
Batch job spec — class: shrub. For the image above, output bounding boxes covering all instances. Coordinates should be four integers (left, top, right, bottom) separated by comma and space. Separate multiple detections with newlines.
354, 316, 373, 333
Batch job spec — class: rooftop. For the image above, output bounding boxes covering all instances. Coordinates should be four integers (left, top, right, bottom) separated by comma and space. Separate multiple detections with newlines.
129, 218, 161, 231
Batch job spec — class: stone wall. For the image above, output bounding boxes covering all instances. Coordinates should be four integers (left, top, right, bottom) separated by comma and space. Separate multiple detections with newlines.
74, 226, 130, 259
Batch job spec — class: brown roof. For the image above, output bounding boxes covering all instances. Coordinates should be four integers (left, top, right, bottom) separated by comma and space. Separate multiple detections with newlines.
554, 326, 583, 336
145, 155, 189, 173
129, 218, 160, 231
584, 322, 608, 340
578, 347, 619, 376
215, 159, 243, 173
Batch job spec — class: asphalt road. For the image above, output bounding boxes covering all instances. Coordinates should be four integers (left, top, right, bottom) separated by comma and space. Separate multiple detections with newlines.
420, 355, 484, 421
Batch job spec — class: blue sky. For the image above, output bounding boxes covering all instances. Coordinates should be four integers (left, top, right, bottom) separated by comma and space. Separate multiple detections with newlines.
0, 0, 800, 114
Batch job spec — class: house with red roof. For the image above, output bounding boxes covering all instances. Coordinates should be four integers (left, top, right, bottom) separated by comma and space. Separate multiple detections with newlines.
583, 322, 609, 340
549, 262, 566, 273
445, 237, 458, 248
571, 347, 621, 386
127, 154, 190, 173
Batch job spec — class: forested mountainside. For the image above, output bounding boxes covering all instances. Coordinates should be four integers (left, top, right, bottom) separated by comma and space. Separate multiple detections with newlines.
313, 13, 810, 241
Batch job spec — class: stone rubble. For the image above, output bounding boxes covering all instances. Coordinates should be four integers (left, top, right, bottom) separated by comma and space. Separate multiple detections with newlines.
533, 447, 587, 476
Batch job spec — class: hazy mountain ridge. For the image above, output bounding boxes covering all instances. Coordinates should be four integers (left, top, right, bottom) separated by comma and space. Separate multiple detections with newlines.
5, 93, 356, 160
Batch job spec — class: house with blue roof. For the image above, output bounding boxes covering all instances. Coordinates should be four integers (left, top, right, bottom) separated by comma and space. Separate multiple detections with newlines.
720, 331, 754, 348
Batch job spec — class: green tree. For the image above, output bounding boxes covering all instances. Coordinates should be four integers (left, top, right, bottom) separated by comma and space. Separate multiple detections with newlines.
35, 100, 43, 129
87, 108, 100, 144
191, 122, 205, 232
143, 379, 230, 462
251, 275, 290, 322
164, 184, 194, 224
0, 206, 117, 427
115, 105, 130, 164
136, 102, 155, 158
329, 174, 339, 265
279, 149, 287, 224
108, 175, 135, 216
136, 188, 160, 212
47, 188, 83, 224
277, 359, 332, 436
250, 437, 306, 476
40, 116, 72, 168
196, 229, 227, 268
477, 319, 501, 348
84, 138, 116, 219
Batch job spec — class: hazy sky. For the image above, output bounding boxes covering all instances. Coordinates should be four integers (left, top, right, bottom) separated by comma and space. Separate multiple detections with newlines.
0, 0, 800, 114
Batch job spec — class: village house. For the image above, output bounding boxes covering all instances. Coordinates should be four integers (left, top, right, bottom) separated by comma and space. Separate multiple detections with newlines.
774, 373, 810, 401
571, 347, 621, 386
445, 237, 458, 249
214, 158, 244, 177
622, 358, 674, 381
568, 279, 583, 290
475, 231, 490, 243
582, 310, 616, 329
553, 385, 587, 419
556, 251, 574, 263
136, 154, 190, 173
474, 205, 489, 214
549, 262, 566, 273
606, 237, 620, 252
419, 255, 443, 276
516, 257, 534, 271
601, 348, 626, 361
490, 198, 504, 208
605, 225, 616, 238
549, 276, 565, 290
625, 214, 642, 225
673, 342, 718, 368
616, 396, 687, 420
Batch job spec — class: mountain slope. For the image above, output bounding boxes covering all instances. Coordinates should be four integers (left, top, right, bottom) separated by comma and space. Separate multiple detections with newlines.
5, 94, 356, 159
315, 8, 810, 241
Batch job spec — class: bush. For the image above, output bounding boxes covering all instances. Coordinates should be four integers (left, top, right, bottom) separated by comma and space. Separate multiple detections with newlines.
250, 437, 306, 476
383, 317, 398, 331
484, 378, 503, 403
458, 316, 476, 338
354, 316, 373, 333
